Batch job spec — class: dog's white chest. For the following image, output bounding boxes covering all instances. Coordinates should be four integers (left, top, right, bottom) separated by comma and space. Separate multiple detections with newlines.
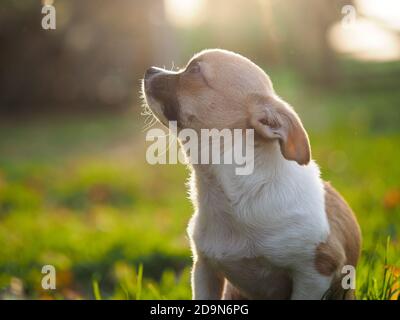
187, 158, 330, 298
188, 209, 256, 260
188, 158, 329, 263
188, 212, 293, 299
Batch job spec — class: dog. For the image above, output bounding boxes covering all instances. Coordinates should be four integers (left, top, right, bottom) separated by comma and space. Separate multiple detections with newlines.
142, 49, 361, 300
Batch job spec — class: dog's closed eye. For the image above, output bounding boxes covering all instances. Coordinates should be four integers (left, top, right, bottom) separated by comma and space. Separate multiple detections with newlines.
187, 62, 201, 74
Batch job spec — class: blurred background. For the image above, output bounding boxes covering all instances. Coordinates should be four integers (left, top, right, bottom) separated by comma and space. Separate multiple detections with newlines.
0, 0, 399, 299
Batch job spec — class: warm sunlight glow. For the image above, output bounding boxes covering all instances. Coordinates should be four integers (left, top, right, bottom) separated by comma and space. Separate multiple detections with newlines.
329, 0, 400, 61
329, 18, 400, 62
356, 0, 400, 31
164, 0, 205, 27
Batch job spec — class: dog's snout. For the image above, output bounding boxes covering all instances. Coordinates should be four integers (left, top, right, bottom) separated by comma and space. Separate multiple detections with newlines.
145, 67, 161, 78
143, 65, 180, 123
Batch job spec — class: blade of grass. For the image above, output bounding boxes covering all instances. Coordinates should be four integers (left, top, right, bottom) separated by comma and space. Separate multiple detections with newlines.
381, 236, 391, 300
119, 283, 131, 300
147, 283, 163, 300
92, 279, 102, 300
135, 264, 143, 300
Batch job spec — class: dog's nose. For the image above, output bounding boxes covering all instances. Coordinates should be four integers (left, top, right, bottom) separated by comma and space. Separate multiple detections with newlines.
145, 67, 161, 78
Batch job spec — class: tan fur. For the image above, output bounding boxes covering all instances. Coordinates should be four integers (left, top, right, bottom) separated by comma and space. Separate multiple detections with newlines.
176, 50, 273, 131
143, 49, 362, 300
315, 182, 362, 299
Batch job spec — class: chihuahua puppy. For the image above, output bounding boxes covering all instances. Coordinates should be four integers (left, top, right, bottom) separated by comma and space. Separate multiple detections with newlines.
142, 49, 361, 300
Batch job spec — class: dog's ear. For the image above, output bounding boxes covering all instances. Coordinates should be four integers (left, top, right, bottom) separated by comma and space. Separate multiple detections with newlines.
248, 95, 311, 165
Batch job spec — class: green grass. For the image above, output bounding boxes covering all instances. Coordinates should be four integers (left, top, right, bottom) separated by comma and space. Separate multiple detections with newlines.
0, 67, 399, 299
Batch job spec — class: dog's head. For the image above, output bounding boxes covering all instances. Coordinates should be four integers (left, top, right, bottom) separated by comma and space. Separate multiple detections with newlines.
142, 49, 310, 165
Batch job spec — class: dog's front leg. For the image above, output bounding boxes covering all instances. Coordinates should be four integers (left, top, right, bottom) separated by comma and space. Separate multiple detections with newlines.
290, 269, 333, 300
192, 256, 224, 300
